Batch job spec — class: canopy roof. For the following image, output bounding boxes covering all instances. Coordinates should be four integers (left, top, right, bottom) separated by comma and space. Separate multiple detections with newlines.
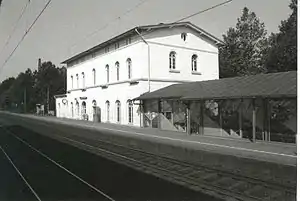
135, 71, 297, 100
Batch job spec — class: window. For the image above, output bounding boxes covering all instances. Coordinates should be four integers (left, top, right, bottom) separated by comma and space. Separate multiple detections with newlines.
92, 69, 96, 85
116, 100, 121, 123
128, 100, 133, 124
71, 76, 74, 89
115, 42, 119, 49
71, 102, 74, 117
81, 101, 86, 114
82, 72, 85, 88
76, 102, 79, 116
105, 47, 110, 53
191, 54, 198, 72
106, 65, 109, 83
126, 37, 132, 45
127, 58, 132, 79
169, 51, 176, 70
115, 62, 120, 81
76, 74, 79, 88
106, 101, 110, 121
181, 33, 187, 41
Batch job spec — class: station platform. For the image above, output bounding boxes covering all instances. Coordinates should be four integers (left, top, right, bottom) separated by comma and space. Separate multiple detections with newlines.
0, 112, 296, 187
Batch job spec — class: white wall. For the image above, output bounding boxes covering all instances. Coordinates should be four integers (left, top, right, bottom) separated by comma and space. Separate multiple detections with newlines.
58, 25, 220, 127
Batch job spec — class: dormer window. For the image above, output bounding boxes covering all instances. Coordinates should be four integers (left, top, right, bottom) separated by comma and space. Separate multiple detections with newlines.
126, 37, 132, 45
181, 33, 187, 41
115, 42, 120, 49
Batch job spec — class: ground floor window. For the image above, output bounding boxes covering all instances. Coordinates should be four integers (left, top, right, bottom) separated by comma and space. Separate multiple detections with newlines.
76, 102, 79, 116
116, 100, 121, 123
71, 102, 74, 117
106, 101, 110, 121
128, 100, 133, 124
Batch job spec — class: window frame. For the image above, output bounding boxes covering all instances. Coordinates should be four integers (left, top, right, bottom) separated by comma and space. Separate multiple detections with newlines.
105, 65, 109, 83
191, 54, 198, 72
92, 68, 96, 85
106, 100, 110, 122
115, 62, 120, 81
127, 58, 132, 79
169, 51, 176, 70
127, 100, 133, 124
116, 100, 121, 123
82, 72, 85, 88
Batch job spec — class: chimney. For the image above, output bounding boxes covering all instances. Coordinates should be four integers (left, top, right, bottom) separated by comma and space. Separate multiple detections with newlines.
38, 58, 41, 71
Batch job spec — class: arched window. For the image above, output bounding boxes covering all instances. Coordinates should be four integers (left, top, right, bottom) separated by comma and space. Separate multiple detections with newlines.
106, 100, 110, 121
191, 54, 198, 72
71, 76, 74, 89
76, 74, 79, 88
82, 72, 85, 88
76, 101, 79, 116
181, 33, 187, 41
71, 102, 74, 117
127, 58, 132, 79
115, 62, 120, 81
92, 69, 96, 85
81, 101, 86, 114
127, 100, 133, 124
92, 100, 97, 115
169, 52, 176, 70
106, 65, 109, 83
116, 100, 121, 123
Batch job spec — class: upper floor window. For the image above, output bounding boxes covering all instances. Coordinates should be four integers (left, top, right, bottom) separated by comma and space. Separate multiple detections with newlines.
105, 65, 109, 83
115, 42, 120, 50
82, 72, 85, 88
71, 76, 74, 89
105, 46, 110, 53
169, 51, 176, 70
126, 37, 132, 45
76, 74, 79, 88
191, 54, 198, 72
92, 69, 96, 85
115, 62, 120, 81
181, 33, 187, 41
127, 58, 132, 79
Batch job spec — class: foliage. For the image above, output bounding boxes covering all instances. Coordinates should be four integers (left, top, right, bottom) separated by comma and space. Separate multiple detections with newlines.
219, 7, 268, 78
0, 61, 66, 113
265, 0, 297, 72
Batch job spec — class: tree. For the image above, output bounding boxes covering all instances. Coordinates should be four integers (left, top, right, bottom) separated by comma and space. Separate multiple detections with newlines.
219, 7, 268, 78
265, 0, 297, 72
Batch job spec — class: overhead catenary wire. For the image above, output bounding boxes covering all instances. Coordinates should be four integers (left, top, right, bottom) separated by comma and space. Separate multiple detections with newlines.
68, 0, 150, 52
0, 0, 52, 75
175, 0, 233, 22
0, 0, 31, 58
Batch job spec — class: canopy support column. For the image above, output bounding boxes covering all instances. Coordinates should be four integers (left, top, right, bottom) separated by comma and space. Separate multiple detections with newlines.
239, 99, 243, 138
199, 100, 204, 135
186, 102, 191, 135
252, 99, 256, 142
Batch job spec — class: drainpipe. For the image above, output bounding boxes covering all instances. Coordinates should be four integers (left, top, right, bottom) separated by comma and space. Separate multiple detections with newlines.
135, 29, 151, 92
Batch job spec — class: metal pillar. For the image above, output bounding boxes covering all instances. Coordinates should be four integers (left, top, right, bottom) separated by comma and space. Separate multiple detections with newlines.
219, 101, 223, 136
158, 99, 161, 129
186, 102, 191, 135
239, 99, 243, 138
252, 99, 256, 142
199, 100, 204, 135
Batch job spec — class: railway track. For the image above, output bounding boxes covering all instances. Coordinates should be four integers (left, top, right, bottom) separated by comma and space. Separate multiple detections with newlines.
38, 132, 296, 201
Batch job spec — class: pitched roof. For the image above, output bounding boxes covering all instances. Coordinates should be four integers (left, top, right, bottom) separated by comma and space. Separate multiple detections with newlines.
61, 21, 223, 64
135, 71, 297, 100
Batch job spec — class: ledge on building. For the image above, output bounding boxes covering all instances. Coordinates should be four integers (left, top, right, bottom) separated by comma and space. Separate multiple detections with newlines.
169, 69, 180, 73
192, 71, 202, 75
82, 89, 86, 92
100, 84, 108, 89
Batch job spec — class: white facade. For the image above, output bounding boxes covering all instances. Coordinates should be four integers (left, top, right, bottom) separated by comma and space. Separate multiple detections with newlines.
55, 22, 221, 127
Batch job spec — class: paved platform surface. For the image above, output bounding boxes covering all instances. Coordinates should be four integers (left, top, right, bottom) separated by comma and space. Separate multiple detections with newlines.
0, 116, 219, 201
4, 112, 296, 166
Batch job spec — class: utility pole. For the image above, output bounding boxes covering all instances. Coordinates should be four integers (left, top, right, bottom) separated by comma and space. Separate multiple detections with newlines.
24, 88, 27, 113
47, 85, 49, 114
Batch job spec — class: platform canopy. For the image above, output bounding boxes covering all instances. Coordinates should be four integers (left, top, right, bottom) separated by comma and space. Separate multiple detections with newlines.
135, 71, 297, 101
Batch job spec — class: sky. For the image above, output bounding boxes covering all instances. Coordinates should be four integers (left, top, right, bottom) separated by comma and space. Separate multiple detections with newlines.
0, 0, 292, 82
